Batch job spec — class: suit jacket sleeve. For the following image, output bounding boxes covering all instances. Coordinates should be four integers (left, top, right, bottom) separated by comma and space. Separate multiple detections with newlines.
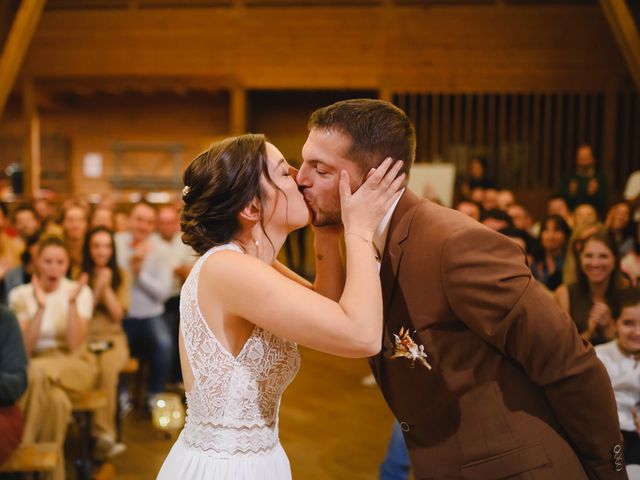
441, 225, 625, 480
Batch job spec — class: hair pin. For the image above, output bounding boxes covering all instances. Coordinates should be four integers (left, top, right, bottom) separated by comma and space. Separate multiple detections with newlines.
182, 185, 191, 196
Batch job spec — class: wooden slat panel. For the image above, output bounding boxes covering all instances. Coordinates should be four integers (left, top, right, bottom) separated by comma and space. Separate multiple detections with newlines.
565, 93, 576, 179
431, 93, 440, 160
521, 94, 531, 188
453, 93, 462, 146
475, 94, 485, 149
486, 94, 497, 175
577, 92, 587, 144
441, 94, 451, 161
531, 93, 542, 187
542, 94, 553, 188
497, 94, 507, 186
554, 94, 565, 189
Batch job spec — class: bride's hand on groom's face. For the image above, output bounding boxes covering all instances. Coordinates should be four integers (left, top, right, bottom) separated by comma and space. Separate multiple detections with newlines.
340, 158, 405, 240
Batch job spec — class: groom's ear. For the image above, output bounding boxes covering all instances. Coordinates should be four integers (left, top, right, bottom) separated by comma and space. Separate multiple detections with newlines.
239, 197, 261, 223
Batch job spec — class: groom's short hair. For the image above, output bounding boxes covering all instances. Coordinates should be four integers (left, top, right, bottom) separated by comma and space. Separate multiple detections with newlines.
308, 99, 416, 177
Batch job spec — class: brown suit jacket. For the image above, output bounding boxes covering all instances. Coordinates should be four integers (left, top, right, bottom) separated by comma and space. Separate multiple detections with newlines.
369, 190, 627, 480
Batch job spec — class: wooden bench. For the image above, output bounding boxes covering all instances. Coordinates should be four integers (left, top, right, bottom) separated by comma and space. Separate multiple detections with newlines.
0, 442, 58, 478
72, 389, 108, 480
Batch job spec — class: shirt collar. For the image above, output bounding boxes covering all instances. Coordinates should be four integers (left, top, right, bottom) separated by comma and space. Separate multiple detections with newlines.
372, 188, 405, 259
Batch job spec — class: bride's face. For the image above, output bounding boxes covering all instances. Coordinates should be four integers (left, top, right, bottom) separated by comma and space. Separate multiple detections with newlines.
261, 142, 309, 233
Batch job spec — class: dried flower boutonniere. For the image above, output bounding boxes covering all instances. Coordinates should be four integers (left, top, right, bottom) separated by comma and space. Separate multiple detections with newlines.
389, 327, 432, 370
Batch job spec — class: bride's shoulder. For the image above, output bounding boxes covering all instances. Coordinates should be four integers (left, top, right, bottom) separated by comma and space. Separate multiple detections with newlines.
200, 245, 266, 280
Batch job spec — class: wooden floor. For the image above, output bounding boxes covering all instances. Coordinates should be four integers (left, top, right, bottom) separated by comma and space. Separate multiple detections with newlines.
111, 348, 395, 479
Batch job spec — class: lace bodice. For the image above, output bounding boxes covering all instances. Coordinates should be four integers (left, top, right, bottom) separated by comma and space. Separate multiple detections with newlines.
180, 243, 300, 457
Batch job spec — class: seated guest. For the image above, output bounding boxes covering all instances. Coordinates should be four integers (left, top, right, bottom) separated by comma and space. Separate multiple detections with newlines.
82, 227, 131, 460
506, 204, 533, 233
574, 203, 599, 229
595, 287, 640, 465
559, 144, 608, 215
554, 228, 624, 345
606, 201, 635, 257
622, 224, 640, 286
115, 201, 172, 410
12, 204, 41, 242
547, 194, 574, 228
9, 237, 96, 480
455, 200, 481, 222
60, 200, 90, 279
0, 203, 23, 271
482, 187, 499, 212
34, 198, 60, 233
481, 208, 513, 231
91, 206, 115, 230
496, 189, 515, 211
459, 155, 494, 200
2, 233, 40, 305
563, 221, 602, 285
498, 226, 535, 266
531, 215, 571, 291
0, 306, 27, 464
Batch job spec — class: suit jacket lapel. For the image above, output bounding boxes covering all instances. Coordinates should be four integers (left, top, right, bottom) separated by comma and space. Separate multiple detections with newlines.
372, 189, 422, 378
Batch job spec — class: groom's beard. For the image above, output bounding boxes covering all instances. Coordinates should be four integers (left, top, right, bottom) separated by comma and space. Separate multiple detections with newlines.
310, 207, 342, 227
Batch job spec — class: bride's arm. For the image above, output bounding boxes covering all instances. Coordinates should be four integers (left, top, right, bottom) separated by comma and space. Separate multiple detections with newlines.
310, 227, 345, 302
271, 228, 345, 302
205, 235, 377, 358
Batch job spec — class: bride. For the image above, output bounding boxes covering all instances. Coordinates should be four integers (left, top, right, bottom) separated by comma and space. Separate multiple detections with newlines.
157, 133, 404, 479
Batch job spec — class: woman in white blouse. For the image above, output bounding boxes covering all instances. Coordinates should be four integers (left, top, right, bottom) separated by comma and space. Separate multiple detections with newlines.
9, 236, 96, 480
595, 287, 640, 466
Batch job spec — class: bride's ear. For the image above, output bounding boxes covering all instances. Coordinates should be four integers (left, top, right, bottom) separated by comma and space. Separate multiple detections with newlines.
239, 197, 260, 223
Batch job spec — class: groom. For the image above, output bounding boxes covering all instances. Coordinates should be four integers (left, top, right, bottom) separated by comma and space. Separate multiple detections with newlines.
297, 99, 627, 479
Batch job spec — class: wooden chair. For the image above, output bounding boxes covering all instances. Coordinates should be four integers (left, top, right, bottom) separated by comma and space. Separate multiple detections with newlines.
72, 389, 108, 480
0, 442, 58, 479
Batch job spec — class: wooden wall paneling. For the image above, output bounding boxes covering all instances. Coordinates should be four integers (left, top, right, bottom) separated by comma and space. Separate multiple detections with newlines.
521, 93, 530, 188
408, 93, 419, 159
441, 94, 450, 162
577, 92, 587, 144
542, 94, 552, 188
475, 94, 485, 153
22, 79, 41, 198
553, 94, 564, 190
464, 94, 474, 153
452, 93, 462, 145
531, 92, 541, 188
602, 90, 618, 189
497, 93, 507, 187
430, 93, 440, 161
620, 92, 632, 186
486, 94, 496, 174
420, 93, 429, 162
230, 86, 247, 134
584, 94, 602, 152
565, 93, 576, 184
509, 93, 519, 188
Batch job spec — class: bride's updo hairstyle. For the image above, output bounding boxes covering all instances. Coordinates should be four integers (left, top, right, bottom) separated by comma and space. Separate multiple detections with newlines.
181, 133, 275, 255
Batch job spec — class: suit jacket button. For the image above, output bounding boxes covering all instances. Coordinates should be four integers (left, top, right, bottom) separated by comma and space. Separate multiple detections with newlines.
400, 421, 410, 432
615, 463, 623, 472
613, 444, 622, 454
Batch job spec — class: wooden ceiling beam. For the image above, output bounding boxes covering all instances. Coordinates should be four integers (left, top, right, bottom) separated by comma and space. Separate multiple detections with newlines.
0, 0, 47, 120
600, 0, 640, 90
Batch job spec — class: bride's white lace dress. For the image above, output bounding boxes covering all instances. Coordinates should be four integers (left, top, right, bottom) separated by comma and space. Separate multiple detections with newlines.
157, 243, 301, 479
